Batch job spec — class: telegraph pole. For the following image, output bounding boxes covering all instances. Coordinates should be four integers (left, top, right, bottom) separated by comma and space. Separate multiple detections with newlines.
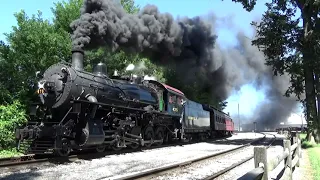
301, 113, 304, 132
254, 122, 257, 136
238, 103, 240, 131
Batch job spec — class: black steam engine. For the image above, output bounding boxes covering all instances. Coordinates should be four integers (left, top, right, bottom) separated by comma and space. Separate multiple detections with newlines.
15, 49, 187, 156
15, 49, 234, 156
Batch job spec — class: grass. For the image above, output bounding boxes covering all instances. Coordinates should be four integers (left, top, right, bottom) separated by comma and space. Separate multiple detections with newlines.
300, 133, 307, 140
308, 146, 320, 180
0, 148, 23, 158
300, 133, 320, 180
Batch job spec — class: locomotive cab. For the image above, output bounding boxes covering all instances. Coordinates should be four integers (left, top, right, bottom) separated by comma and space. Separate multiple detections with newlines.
143, 80, 186, 116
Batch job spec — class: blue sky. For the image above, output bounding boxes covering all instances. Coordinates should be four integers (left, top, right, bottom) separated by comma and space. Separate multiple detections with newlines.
0, 0, 305, 125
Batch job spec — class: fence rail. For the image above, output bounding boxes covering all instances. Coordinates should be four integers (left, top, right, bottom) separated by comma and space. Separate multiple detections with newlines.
238, 133, 301, 180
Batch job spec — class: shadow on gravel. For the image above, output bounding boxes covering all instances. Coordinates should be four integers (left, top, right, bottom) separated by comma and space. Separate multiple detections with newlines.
1, 170, 41, 180
41, 134, 281, 165
270, 137, 285, 147
74, 136, 233, 161
274, 168, 285, 180
42, 136, 229, 164
208, 138, 258, 145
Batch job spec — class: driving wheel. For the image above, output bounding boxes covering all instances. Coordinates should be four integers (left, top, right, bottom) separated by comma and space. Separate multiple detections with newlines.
154, 127, 164, 146
96, 145, 106, 153
143, 126, 154, 148
55, 138, 71, 157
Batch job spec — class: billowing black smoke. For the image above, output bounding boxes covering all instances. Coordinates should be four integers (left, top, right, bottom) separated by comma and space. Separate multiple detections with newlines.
70, 0, 216, 64
70, 0, 299, 129
205, 14, 299, 130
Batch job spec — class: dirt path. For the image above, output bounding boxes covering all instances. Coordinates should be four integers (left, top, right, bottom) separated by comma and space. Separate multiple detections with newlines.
293, 149, 313, 180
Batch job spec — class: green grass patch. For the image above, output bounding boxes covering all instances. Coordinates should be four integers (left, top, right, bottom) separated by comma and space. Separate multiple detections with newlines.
0, 148, 23, 158
299, 133, 320, 179
301, 135, 320, 180
307, 145, 320, 180
299, 133, 307, 140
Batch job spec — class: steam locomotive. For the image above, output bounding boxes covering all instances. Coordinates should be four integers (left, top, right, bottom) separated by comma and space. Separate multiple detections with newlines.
15, 49, 234, 156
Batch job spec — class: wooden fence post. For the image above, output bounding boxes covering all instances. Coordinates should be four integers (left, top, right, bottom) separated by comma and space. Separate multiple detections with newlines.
296, 136, 301, 167
283, 139, 292, 179
254, 147, 268, 180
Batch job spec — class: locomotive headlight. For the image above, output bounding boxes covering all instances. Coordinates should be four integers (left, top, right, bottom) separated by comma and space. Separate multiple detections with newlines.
37, 88, 46, 94
37, 81, 47, 95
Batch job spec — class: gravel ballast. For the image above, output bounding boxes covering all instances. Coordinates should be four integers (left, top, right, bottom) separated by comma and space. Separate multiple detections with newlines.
0, 132, 264, 180
146, 133, 279, 180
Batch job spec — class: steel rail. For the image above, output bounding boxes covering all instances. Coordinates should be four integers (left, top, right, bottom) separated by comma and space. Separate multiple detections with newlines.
100, 133, 267, 180
203, 133, 277, 180
0, 154, 83, 168
0, 135, 233, 169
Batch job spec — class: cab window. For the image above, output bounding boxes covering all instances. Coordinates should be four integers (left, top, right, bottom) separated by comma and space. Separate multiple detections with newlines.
169, 95, 177, 104
176, 97, 183, 106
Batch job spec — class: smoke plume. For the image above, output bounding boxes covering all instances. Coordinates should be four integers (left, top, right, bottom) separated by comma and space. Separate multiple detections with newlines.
206, 14, 299, 129
70, 0, 299, 129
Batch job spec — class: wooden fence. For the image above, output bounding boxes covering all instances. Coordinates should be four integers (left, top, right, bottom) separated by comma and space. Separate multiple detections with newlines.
239, 133, 302, 180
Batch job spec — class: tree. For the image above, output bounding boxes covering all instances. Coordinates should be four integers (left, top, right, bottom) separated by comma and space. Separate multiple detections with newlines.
0, 101, 27, 150
0, 11, 71, 104
229, 0, 320, 142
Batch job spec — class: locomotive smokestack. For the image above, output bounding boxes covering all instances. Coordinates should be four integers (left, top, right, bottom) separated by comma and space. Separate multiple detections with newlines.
71, 48, 84, 71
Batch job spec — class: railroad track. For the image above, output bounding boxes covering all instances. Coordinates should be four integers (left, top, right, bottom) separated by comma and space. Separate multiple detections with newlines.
0, 135, 233, 169
204, 133, 276, 180
107, 132, 275, 180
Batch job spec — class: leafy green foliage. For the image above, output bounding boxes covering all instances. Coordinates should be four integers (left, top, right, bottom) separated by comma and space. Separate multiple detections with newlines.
0, 101, 27, 149
0, 148, 23, 158
251, 2, 304, 98
120, 0, 140, 14
1, 10, 71, 104
223, 0, 256, 11
51, 0, 83, 33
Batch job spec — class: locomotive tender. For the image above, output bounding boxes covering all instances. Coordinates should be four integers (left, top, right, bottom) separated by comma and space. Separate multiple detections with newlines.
15, 49, 234, 156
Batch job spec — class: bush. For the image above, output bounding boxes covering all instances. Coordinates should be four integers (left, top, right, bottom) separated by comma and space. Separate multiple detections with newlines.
302, 141, 316, 149
0, 101, 27, 150
0, 148, 23, 158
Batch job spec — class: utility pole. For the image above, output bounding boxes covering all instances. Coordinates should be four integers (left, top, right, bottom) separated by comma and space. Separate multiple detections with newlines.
254, 122, 256, 136
238, 102, 240, 131
301, 113, 304, 132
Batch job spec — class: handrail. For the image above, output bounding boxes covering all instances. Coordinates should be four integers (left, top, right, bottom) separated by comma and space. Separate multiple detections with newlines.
238, 132, 301, 180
